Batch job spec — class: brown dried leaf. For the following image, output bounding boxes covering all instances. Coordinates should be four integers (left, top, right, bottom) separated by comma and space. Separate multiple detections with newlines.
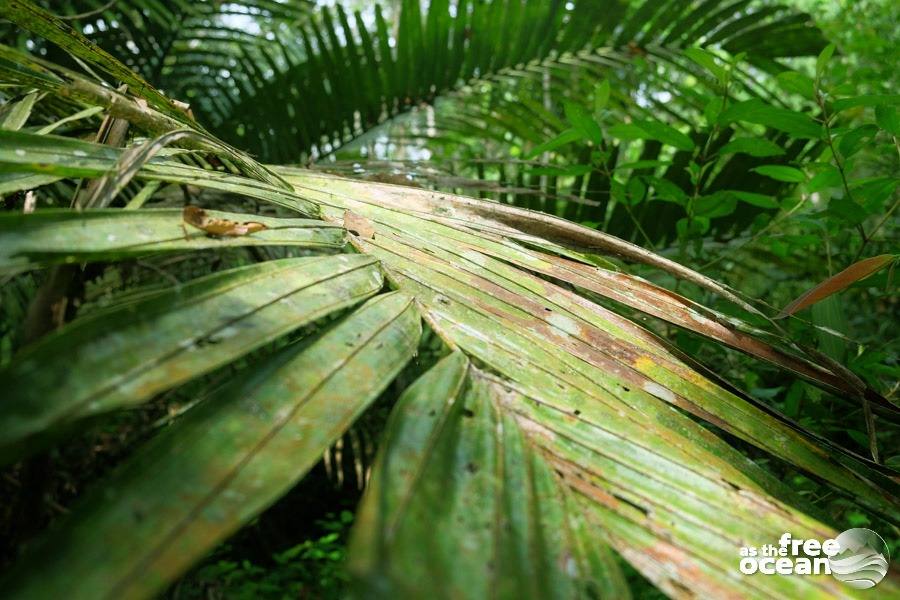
182, 206, 267, 237
777, 254, 896, 318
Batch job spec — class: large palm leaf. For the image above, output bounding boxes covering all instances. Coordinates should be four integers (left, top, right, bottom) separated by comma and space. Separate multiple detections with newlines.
210, 0, 827, 162
1, 3, 898, 599
3, 0, 825, 163
328, 45, 822, 244
3, 0, 831, 247
237, 0, 826, 244
0, 0, 315, 116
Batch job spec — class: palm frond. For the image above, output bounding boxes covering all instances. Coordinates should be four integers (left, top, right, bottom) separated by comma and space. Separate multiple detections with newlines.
5, 292, 421, 599
1, 4, 896, 599
65, 0, 815, 163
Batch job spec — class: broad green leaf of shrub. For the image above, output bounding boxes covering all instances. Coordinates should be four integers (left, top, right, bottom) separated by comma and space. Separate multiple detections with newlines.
875, 105, 900, 135
525, 128, 583, 158
751, 165, 806, 183
719, 99, 822, 139
832, 94, 900, 113
719, 137, 785, 157
594, 79, 611, 115
564, 101, 603, 145
806, 165, 843, 193
727, 190, 779, 209
634, 119, 695, 151
683, 47, 728, 85
838, 124, 879, 158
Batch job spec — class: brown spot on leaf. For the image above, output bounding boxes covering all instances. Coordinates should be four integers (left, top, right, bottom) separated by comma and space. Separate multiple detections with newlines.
343, 210, 376, 239
182, 206, 267, 237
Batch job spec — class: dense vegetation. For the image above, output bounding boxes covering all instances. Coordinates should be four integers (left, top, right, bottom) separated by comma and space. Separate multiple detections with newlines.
0, 0, 897, 597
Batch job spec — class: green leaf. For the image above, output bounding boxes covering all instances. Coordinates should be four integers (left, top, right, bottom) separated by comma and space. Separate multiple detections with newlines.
683, 47, 727, 84
625, 176, 647, 206
35, 105, 104, 135
593, 79, 610, 115
82, 129, 292, 207
4, 18, 900, 594
694, 193, 737, 218
348, 352, 629, 598
875, 105, 900, 136
0, 130, 318, 215
5, 292, 421, 599
719, 137, 785, 157
727, 190, 779, 209
815, 43, 835, 77
751, 165, 806, 183
0, 172, 61, 195
608, 122, 647, 141
703, 96, 722, 125
682, 209, 717, 229
634, 119, 695, 151
719, 99, 822, 139
608, 121, 694, 151
776, 71, 815, 99
290, 172, 900, 529
564, 102, 603, 145
123, 181, 160, 209
650, 177, 688, 205
852, 177, 899, 212
0, 209, 345, 274
0, 91, 38, 131
826, 196, 869, 225
838, 124, 879, 158
832, 94, 900, 113
0, 255, 385, 464
525, 128, 583, 158
2, 0, 191, 123
805, 165, 843, 193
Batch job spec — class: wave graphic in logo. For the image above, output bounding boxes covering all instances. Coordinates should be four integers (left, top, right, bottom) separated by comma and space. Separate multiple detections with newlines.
829, 528, 890, 589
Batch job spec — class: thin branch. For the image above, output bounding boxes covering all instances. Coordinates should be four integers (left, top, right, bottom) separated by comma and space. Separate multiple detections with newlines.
863, 395, 879, 463
815, 86, 867, 252
56, 0, 117, 21
855, 195, 899, 260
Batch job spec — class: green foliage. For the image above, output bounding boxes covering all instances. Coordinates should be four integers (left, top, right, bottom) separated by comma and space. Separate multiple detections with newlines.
0, 0, 897, 598
174, 512, 353, 600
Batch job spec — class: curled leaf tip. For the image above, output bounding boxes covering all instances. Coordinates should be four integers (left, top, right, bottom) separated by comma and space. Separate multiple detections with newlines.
776, 254, 896, 318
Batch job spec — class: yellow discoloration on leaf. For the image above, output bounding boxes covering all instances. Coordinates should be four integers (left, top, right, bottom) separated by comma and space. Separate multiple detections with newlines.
633, 355, 655, 372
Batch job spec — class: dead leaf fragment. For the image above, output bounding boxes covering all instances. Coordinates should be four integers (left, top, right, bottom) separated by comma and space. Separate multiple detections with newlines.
776, 254, 896, 318
172, 99, 195, 120
343, 210, 376, 239
23, 191, 36, 214
182, 206, 267, 237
